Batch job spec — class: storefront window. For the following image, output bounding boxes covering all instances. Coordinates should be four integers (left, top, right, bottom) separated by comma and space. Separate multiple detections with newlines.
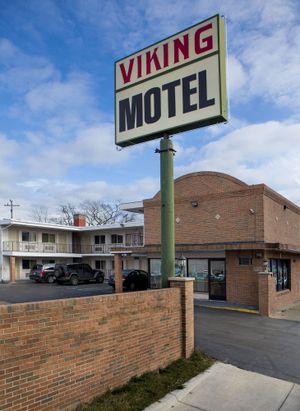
149, 259, 161, 288
269, 259, 290, 291
188, 259, 208, 292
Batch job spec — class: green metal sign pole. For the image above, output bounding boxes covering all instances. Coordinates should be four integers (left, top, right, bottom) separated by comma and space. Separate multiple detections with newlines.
159, 135, 175, 288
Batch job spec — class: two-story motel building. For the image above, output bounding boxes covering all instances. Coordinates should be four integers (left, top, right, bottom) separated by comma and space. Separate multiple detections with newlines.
1, 171, 300, 314
0, 215, 145, 282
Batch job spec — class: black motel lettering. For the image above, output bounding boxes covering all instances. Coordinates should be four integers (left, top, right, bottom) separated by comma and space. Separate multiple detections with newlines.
119, 70, 215, 132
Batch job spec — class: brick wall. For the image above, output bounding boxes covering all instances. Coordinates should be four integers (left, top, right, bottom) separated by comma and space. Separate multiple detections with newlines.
0, 284, 192, 411
144, 176, 264, 246
259, 252, 300, 315
264, 193, 300, 245
226, 251, 262, 306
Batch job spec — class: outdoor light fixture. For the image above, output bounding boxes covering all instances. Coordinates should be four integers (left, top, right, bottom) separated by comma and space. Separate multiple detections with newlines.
283, 205, 287, 210
249, 208, 255, 214
191, 201, 198, 208
176, 254, 187, 277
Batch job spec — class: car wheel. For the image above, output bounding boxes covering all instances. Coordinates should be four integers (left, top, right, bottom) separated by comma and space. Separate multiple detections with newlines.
129, 282, 136, 291
96, 274, 104, 284
70, 275, 79, 286
47, 275, 55, 284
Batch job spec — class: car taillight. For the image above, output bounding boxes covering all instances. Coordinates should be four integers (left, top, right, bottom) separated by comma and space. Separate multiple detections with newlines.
39, 271, 45, 277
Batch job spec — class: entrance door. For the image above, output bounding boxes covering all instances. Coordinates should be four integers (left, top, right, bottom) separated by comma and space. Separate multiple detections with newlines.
209, 260, 226, 300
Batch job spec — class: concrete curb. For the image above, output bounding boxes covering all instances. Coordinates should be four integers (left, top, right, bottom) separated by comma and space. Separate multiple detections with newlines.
202, 305, 259, 314
144, 362, 219, 411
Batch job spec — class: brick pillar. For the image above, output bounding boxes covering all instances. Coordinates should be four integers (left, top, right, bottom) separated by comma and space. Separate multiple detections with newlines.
258, 271, 276, 316
9, 256, 16, 283
169, 277, 194, 358
114, 254, 123, 294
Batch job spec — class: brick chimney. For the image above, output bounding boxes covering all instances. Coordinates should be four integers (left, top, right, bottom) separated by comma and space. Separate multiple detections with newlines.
73, 214, 86, 227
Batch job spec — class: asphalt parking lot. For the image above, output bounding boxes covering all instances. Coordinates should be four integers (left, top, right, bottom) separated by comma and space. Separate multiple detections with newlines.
0, 281, 113, 304
195, 306, 300, 384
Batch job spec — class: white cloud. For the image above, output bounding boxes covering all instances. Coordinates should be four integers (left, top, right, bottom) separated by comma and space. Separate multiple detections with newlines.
15, 175, 159, 219
22, 123, 132, 178
227, 55, 247, 99
25, 72, 94, 113
175, 121, 300, 204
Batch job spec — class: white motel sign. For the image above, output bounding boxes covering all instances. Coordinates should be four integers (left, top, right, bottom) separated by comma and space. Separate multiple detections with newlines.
115, 15, 227, 147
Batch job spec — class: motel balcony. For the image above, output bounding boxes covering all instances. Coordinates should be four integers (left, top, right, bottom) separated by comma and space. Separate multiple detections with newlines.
2, 240, 144, 255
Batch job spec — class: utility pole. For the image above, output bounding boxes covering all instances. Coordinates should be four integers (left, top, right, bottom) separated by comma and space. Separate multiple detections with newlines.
4, 200, 20, 219
156, 135, 176, 288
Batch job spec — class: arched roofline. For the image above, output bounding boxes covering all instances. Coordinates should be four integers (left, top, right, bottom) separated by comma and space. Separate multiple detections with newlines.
153, 171, 248, 199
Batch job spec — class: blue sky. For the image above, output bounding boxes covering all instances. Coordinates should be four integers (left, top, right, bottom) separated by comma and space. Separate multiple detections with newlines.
1, 0, 300, 219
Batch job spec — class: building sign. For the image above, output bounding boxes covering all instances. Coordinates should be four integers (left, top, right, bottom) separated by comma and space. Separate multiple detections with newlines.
115, 15, 227, 147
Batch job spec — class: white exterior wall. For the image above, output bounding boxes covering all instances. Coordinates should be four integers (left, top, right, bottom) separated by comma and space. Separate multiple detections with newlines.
1, 256, 10, 282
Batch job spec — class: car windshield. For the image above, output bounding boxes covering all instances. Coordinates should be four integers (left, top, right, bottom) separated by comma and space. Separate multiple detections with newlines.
122, 270, 132, 277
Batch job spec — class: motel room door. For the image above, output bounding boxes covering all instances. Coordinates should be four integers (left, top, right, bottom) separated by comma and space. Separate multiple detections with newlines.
209, 259, 226, 300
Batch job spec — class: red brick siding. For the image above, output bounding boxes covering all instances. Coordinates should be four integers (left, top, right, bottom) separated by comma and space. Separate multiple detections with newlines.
169, 279, 194, 358
145, 191, 264, 246
264, 195, 300, 245
262, 252, 300, 313
153, 172, 248, 201
0, 288, 189, 411
226, 251, 261, 306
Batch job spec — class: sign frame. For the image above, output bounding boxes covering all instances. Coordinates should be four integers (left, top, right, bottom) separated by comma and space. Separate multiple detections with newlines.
115, 14, 227, 147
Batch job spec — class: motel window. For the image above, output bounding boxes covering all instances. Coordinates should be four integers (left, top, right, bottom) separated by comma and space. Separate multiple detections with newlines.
239, 257, 252, 266
42, 233, 55, 243
22, 231, 36, 242
95, 260, 106, 270
22, 259, 37, 270
269, 259, 290, 292
95, 235, 105, 244
111, 234, 123, 244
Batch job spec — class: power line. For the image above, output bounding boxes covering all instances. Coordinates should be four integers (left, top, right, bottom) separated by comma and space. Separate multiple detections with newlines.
4, 200, 20, 219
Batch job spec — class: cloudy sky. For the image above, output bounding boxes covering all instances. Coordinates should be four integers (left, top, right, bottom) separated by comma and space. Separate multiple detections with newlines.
0, 0, 300, 220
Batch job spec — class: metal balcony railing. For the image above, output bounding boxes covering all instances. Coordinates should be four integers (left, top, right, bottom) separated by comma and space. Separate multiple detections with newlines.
2, 240, 144, 255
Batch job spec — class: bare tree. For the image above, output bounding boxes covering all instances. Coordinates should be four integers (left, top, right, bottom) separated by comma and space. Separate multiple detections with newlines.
79, 200, 135, 226
31, 201, 136, 226
57, 203, 78, 226
31, 206, 49, 223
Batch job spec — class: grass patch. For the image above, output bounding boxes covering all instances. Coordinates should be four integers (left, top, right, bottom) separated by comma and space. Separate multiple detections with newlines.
76, 351, 214, 411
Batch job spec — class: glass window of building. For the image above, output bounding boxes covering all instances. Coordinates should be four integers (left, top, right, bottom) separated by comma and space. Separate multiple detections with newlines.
95, 235, 105, 244
22, 232, 36, 242
111, 234, 123, 244
269, 259, 290, 291
42, 233, 55, 243
22, 259, 37, 269
149, 259, 162, 288
95, 260, 106, 270
188, 259, 209, 292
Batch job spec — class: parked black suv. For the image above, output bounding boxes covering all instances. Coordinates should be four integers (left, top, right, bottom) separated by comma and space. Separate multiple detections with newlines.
54, 263, 104, 286
29, 264, 56, 283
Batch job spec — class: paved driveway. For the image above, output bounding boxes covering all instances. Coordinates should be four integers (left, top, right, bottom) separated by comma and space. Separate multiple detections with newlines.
0, 281, 113, 304
195, 306, 300, 384
272, 300, 300, 322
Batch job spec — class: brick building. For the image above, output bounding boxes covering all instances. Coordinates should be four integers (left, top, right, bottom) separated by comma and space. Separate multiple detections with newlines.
1, 171, 300, 314
124, 171, 300, 311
